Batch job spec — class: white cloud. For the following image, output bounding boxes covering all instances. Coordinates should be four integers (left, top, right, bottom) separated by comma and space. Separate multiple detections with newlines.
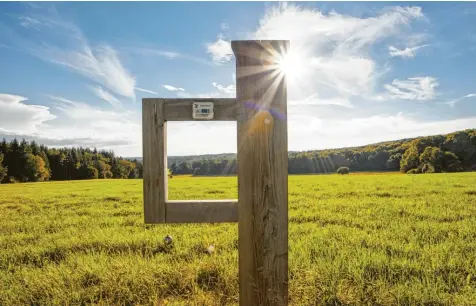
221, 23, 229, 30
309, 56, 375, 97
206, 36, 233, 64
41, 45, 136, 99
139, 50, 179, 59
123, 47, 212, 66
0, 93, 141, 156
288, 113, 476, 152
443, 93, 476, 107
388, 44, 428, 58
166, 112, 476, 156
174, 82, 235, 99
135, 87, 158, 95
291, 93, 353, 108
384, 77, 438, 101
43, 95, 141, 153
212, 82, 236, 96
13, 10, 136, 99
91, 86, 122, 108
163, 85, 185, 92
167, 121, 236, 156
18, 16, 42, 30
251, 3, 425, 112
0, 93, 56, 135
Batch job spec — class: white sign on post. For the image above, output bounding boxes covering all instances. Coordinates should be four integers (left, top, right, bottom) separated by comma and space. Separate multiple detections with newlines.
192, 101, 214, 120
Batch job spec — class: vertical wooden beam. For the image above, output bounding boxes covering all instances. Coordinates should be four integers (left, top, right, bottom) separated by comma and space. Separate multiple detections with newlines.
142, 98, 167, 223
232, 40, 289, 305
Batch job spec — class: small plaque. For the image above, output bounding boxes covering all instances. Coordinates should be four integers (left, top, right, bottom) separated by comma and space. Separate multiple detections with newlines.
192, 102, 214, 120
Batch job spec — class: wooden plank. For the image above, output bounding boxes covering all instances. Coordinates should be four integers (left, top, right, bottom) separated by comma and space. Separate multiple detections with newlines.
165, 200, 238, 223
232, 40, 289, 305
164, 98, 237, 121
142, 98, 168, 223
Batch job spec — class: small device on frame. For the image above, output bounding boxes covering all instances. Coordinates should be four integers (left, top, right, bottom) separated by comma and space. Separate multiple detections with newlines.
192, 102, 214, 120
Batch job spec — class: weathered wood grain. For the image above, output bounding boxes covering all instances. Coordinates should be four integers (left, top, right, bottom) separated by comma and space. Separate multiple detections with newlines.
165, 200, 238, 223
232, 40, 289, 306
164, 98, 237, 121
142, 98, 168, 223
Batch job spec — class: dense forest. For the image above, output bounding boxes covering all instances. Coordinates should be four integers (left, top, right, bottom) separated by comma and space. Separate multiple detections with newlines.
0, 129, 475, 183
0, 139, 142, 183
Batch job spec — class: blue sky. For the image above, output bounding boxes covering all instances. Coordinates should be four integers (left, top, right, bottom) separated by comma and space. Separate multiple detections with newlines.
1, 2, 475, 157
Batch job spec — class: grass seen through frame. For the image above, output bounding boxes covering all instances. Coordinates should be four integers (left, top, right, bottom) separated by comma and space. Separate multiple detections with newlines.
1, 173, 476, 305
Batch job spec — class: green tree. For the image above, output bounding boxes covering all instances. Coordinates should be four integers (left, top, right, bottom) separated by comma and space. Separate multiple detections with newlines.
386, 153, 402, 170
443, 131, 475, 163
177, 161, 191, 174
337, 167, 349, 175
170, 163, 178, 175
95, 160, 112, 179
119, 159, 135, 177
419, 147, 444, 172
23, 153, 50, 182
111, 159, 129, 178
85, 166, 99, 179
0, 153, 7, 183
443, 151, 462, 172
421, 163, 435, 173
400, 145, 420, 173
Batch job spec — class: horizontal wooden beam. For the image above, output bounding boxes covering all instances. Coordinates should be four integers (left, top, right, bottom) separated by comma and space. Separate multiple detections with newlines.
161, 98, 237, 121
165, 200, 238, 223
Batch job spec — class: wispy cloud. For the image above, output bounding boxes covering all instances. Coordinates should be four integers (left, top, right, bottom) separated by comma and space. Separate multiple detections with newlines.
291, 93, 354, 109
135, 87, 158, 95
42, 95, 141, 151
39, 44, 136, 99
11, 8, 136, 99
251, 3, 425, 115
123, 47, 212, 66
206, 35, 233, 64
442, 93, 476, 107
91, 86, 122, 108
288, 112, 476, 152
18, 16, 42, 30
123, 48, 179, 59
174, 82, 235, 99
0, 93, 56, 135
221, 23, 229, 30
384, 77, 438, 101
212, 82, 236, 96
27, 2, 42, 9
163, 85, 185, 92
388, 44, 429, 58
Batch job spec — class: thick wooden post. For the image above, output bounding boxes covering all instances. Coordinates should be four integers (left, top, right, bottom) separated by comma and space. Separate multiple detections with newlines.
232, 40, 289, 305
143, 99, 167, 223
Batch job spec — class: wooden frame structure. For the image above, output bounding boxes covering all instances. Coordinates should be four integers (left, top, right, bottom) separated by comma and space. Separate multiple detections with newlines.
142, 40, 289, 305
142, 98, 238, 224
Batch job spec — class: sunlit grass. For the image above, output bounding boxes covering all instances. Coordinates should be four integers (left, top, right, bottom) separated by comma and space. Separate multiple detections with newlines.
1, 173, 475, 305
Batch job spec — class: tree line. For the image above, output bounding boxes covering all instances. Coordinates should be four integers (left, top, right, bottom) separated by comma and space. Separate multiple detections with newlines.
0, 139, 142, 183
169, 129, 476, 176
1, 129, 475, 183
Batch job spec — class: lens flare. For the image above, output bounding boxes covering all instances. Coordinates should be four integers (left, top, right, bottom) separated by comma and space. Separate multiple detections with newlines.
278, 50, 304, 81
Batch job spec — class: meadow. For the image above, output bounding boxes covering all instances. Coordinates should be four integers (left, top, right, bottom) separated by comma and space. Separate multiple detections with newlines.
0, 173, 475, 305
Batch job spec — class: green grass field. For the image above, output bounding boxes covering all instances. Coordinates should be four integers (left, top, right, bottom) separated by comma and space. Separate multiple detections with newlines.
1, 173, 476, 305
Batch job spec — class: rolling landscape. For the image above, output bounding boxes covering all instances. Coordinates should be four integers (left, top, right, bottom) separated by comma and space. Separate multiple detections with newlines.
1, 128, 476, 305
2, 128, 475, 184
0, 173, 475, 305
2, 1, 476, 305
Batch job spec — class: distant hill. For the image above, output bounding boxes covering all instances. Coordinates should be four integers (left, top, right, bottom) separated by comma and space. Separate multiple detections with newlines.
141, 128, 476, 175
1, 129, 475, 184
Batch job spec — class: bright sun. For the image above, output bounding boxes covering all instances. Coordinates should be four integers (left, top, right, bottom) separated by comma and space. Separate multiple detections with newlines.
278, 50, 304, 81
